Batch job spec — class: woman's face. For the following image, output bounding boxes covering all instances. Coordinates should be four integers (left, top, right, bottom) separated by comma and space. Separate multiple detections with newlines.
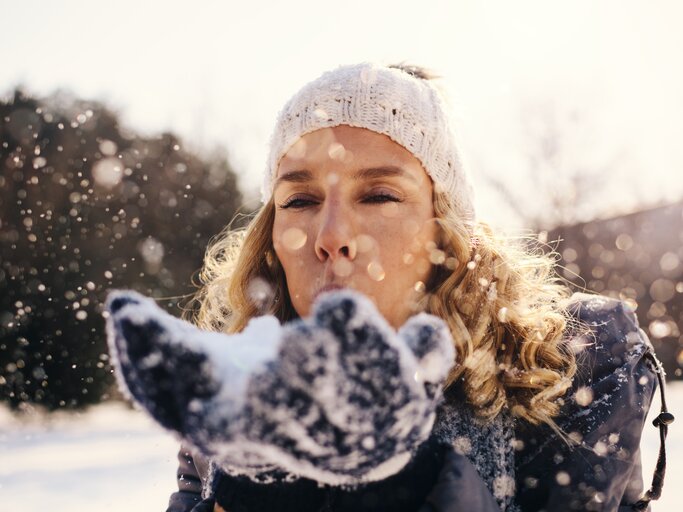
272, 125, 437, 328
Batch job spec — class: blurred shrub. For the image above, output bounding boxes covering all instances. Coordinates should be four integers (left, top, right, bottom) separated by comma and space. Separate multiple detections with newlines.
0, 88, 243, 411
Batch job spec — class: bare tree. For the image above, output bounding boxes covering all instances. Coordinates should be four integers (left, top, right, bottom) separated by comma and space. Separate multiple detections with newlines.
485, 99, 626, 231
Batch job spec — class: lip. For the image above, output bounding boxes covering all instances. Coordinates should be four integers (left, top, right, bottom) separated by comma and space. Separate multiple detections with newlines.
313, 284, 345, 300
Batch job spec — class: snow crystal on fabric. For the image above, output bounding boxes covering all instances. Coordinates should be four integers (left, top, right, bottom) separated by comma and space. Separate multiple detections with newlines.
105, 288, 454, 486
432, 401, 519, 511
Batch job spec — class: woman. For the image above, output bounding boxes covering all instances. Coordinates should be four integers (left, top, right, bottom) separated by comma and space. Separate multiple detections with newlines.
105, 63, 671, 511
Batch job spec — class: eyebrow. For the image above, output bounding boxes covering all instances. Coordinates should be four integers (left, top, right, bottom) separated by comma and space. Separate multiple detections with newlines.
353, 166, 416, 182
274, 166, 415, 190
274, 169, 313, 189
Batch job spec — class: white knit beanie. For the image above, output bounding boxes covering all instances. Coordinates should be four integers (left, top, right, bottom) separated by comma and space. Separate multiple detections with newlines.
263, 62, 475, 222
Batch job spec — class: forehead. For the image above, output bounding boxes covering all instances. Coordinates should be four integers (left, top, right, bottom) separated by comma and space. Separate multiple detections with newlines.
276, 125, 430, 182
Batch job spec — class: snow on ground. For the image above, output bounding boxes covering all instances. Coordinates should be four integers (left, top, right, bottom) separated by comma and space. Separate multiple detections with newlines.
0, 402, 179, 511
1, 381, 681, 512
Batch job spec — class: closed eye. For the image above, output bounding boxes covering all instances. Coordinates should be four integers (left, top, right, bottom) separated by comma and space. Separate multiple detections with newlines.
278, 195, 319, 209
279, 192, 402, 208
362, 193, 402, 204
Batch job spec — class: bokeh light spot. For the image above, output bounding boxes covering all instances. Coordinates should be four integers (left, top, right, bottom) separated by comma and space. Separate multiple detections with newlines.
367, 261, 385, 281
281, 227, 307, 251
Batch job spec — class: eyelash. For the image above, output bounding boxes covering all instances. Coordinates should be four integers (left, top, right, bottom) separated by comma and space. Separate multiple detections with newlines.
279, 192, 402, 210
362, 192, 401, 204
279, 196, 317, 209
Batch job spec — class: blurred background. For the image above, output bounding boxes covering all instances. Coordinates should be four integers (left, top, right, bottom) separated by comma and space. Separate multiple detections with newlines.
1, 0, 681, 510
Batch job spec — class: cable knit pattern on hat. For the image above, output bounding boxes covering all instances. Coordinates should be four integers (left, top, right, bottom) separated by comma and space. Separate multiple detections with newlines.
263, 62, 476, 222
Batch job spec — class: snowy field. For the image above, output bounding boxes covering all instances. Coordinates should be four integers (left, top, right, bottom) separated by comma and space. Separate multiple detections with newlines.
1, 382, 681, 512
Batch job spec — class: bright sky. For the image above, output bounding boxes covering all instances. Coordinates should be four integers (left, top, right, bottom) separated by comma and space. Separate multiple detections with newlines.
2, 0, 682, 228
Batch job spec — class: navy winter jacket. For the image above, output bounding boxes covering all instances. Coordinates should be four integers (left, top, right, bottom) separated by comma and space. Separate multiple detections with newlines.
163, 294, 661, 512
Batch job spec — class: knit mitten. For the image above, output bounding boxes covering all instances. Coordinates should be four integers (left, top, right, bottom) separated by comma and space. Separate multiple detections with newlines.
106, 289, 454, 485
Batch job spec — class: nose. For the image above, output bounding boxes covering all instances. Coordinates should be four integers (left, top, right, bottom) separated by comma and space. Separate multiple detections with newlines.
314, 201, 357, 262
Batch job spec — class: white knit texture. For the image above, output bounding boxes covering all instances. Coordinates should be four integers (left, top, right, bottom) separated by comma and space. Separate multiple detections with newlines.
263, 62, 475, 221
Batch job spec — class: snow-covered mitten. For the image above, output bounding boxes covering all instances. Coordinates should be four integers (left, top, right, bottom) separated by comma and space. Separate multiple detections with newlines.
106, 289, 454, 485
239, 291, 455, 484
105, 290, 282, 471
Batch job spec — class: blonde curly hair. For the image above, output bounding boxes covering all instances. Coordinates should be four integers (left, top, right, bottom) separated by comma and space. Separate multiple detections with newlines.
188, 189, 577, 429
427, 193, 577, 426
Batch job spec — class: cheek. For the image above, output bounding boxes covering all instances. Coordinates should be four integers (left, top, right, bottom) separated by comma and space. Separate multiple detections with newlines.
272, 225, 315, 316
272, 232, 287, 272
376, 218, 435, 272
273, 228, 297, 288
273, 236, 300, 283
419, 218, 440, 264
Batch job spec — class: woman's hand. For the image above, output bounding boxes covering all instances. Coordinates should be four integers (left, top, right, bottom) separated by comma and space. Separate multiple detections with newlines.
106, 289, 454, 485
239, 290, 455, 484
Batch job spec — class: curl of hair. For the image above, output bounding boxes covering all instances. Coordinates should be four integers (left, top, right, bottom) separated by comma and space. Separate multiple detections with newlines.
189, 201, 297, 334
427, 193, 577, 427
